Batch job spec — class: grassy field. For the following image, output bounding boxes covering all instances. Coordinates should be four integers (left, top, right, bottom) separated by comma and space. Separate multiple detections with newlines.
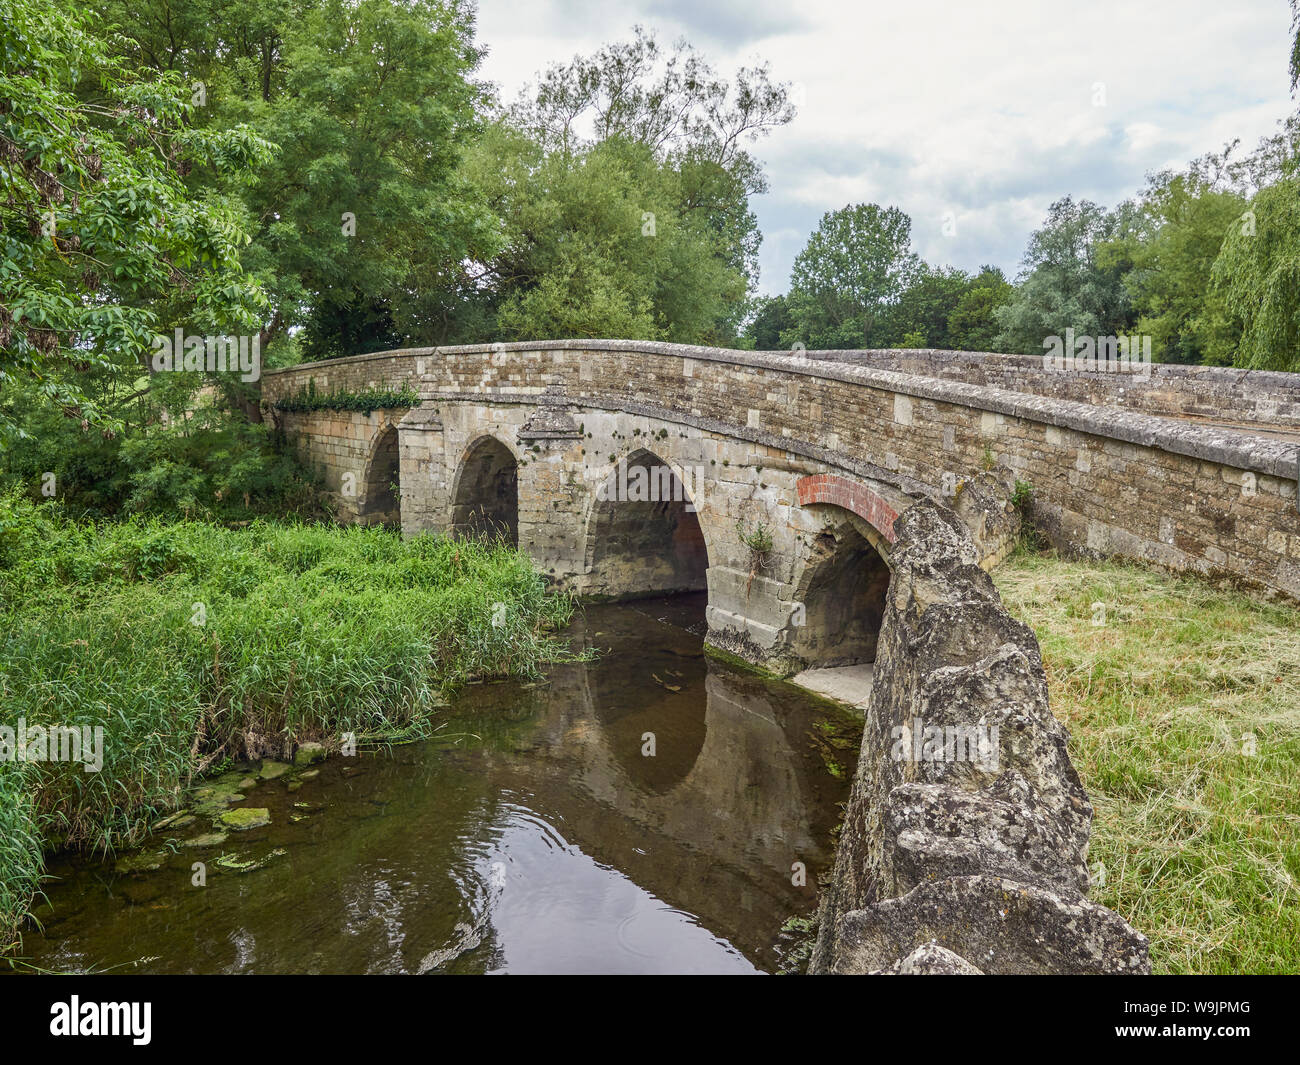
0, 492, 577, 954
995, 548, 1300, 975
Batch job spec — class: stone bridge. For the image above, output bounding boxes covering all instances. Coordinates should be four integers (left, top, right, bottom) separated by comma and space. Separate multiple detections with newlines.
262, 340, 1300, 675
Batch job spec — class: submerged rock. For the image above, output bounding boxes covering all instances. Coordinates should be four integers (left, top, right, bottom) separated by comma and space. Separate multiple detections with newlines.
152, 809, 192, 831
258, 761, 291, 781
115, 850, 168, 875
215, 848, 287, 874
218, 808, 271, 831
184, 831, 229, 848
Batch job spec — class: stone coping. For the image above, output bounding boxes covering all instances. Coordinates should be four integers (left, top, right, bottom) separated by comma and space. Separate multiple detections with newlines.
264, 340, 1300, 479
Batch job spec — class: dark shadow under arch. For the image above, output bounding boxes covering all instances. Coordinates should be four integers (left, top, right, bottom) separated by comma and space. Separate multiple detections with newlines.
360, 425, 400, 526
451, 436, 519, 546
586, 450, 708, 599
789, 521, 890, 669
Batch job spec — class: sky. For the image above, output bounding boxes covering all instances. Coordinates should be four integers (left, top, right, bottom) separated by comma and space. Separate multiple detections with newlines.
472, 0, 1299, 295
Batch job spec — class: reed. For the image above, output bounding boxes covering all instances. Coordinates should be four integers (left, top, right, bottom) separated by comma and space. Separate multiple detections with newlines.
0, 492, 577, 952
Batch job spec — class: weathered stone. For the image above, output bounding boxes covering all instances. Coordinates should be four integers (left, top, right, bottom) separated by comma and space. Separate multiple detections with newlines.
115, 850, 168, 874
183, 831, 229, 848
293, 742, 327, 767
218, 807, 271, 831
833, 875, 1150, 975
870, 942, 984, 975
808, 499, 1149, 976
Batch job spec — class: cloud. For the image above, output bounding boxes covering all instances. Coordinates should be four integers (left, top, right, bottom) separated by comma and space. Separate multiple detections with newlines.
474, 0, 1298, 292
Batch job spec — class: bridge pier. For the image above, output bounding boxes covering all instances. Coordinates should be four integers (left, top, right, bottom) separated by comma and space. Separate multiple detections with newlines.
389, 399, 923, 676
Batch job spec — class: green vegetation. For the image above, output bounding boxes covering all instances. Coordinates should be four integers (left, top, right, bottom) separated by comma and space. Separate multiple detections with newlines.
272, 381, 420, 415
995, 550, 1300, 974
0, 399, 324, 522
0, 493, 578, 953
0, 0, 272, 440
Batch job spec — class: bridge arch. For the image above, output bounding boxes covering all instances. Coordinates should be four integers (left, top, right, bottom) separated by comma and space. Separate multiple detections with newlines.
787, 515, 892, 670
360, 423, 400, 526
450, 434, 519, 546
782, 474, 899, 673
582, 448, 711, 600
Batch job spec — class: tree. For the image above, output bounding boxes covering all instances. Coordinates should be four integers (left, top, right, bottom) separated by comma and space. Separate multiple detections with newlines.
1211, 176, 1300, 372
946, 266, 1013, 351
451, 29, 794, 344
0, 0, 271, 439
1113, 151, 1248, 364
92, 0, 496, 365
890, 264, 971, 349
994, 197, 1134, 355
1291, 0, 1300, 94
743, 294, 794, 349
784, 204, 921, 349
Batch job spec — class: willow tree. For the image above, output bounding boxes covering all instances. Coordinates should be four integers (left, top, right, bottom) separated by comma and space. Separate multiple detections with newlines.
1211, 178, 1300, 372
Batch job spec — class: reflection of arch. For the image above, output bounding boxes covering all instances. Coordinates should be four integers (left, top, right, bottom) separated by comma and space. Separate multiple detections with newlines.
584, 449, 709, 599
360, 425, 400, 526
451, 436, 519, 546
788, 516, 891, 669
585, 604, 710, 794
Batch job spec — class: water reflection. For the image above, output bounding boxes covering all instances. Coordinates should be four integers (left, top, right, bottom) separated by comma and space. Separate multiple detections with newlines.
16, 595, 856, 975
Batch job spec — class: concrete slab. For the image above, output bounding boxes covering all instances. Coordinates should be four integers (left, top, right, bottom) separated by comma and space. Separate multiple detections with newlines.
791, 663, 874, 710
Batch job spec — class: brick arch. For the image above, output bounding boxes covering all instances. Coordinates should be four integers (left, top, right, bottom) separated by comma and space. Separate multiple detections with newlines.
796, 474, 900, 545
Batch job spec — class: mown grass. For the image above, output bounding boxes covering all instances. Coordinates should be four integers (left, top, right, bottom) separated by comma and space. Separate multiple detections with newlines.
0, 491, 578, 954
994, 547, 1300, 974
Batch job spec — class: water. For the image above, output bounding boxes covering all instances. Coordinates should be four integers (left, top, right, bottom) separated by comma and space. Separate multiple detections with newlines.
16, 595, 859, 975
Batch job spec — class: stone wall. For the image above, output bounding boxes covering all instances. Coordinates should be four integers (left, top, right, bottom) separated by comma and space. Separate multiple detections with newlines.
819, 348, 1300, 429
808, 500, 1151, 975
263, 340, 1300, 603
274, 408, 406, 523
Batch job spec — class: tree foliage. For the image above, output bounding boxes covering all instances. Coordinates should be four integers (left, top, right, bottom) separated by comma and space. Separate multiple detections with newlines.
91, 0, 494, 362
0, 0, 271, 438
453, 28, 793, 345
994, 197, 1134, 355
1212, 176, 1300, 371
784, 203, 921, 348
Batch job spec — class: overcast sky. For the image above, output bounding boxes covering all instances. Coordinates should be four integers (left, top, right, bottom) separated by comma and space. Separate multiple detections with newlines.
474, 0, 1298, 294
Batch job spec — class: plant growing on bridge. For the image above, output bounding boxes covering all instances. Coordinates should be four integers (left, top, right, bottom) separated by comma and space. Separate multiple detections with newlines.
274, 380, 419, 415
737, 519, 774, 596
1011, 479, 1034, 509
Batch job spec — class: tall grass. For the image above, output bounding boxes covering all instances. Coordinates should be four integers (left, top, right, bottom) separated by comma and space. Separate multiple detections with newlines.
995, 548, 1300, 974
0, 491, 577, 952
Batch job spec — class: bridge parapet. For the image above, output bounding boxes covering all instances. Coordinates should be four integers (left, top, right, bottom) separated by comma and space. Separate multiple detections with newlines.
264, 339, 1300, 608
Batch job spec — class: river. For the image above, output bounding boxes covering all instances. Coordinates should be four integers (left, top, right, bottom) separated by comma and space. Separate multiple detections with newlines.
17, 595, 859, 975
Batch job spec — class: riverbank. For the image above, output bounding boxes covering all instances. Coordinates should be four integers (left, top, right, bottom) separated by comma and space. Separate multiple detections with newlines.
0, 493, 578, 955
994, 548, 1300, 974
10, 595, 854, 974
